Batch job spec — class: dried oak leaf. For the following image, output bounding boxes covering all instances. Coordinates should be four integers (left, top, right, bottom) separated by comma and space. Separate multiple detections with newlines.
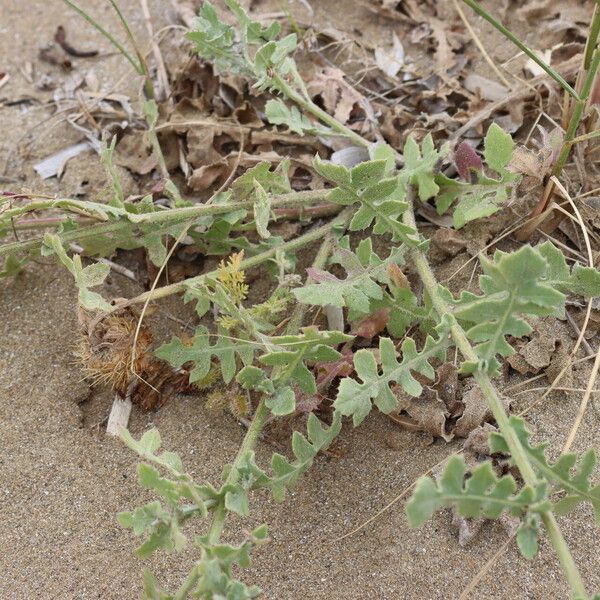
115, 133, 157, 175
307, 67, 373, 131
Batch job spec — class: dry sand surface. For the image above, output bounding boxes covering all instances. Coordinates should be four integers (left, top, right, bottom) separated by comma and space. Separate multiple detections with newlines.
1, 1, 599, 599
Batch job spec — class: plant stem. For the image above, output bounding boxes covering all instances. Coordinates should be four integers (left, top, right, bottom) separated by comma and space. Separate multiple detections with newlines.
125, 207, 353, 306
553, 46, 600, 177
460, 0, 579, 99
272, 75, 371, 148
584, 2, 600, 71
173, 566, 200, 600
0, 190, 330, 258
205, 224, 343, 546
402, 192, 589, 599
207, 399, 270, 544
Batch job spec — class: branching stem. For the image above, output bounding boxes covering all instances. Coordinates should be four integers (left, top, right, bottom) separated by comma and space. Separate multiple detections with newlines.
125, 207, 353, 306
272, 75, 371, 148
205, 220, 344, 545
0, 190, 330, 258
402, 191, 589, 599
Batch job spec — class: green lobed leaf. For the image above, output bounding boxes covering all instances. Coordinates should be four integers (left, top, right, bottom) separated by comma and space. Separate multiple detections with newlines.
450, 243, 577, 375
435, 124, 520, 228
335, 316, 451, 425
43, 233, 112, 311
406, 455, 550, 560
293, 240, 405, 314
490, 416, 600, 521
265, 99, 330, 136
156, 325, 256, 385
402, 134, 448, 201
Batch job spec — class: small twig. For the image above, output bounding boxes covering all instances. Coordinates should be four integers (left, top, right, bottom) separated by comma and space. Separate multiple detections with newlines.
106, 393, 133, 436
565, 311, 594, 356
563, 341, 600, 453
139, 0, 171, 101
70, 242, 137, 281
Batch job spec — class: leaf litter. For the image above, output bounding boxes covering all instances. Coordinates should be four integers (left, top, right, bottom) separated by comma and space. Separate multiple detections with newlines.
3, 0, 600, 593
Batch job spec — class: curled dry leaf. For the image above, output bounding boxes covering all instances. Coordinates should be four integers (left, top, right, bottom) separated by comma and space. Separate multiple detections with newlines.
354, 307, 390, 339
307, 66, 373, 131
464, 74, 510, 103
431, 227, 467, 257
115, 133, 157, 176
389, 362, 512, 441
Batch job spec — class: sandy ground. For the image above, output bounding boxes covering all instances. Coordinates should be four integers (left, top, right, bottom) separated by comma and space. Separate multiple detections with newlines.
1, 1, 600, 599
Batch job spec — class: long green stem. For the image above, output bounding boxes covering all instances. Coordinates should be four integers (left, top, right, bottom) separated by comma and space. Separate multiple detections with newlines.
125, 207, 352, 306
584, 2, 600, 70
272, 75, 371, 148
173, 567, 201, 600
0, 190, 330, 258
207, 399, 271, 544
402, 193, 588, 599
553, 47, 600, 177
460, 0, 578, 99
205, 224, 343, 546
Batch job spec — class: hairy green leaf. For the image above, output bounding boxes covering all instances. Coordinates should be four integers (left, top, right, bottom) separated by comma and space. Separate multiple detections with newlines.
449, 243, 585, 375
490, 416, 600, 521
335, 317, 450, 425
293, 240, 405, 314
43, 234, 112, 311
156, 325, 256, 384
406, 455, 550, 559
238, 413, 342, 501
435, 124, 520, 228
265, 99, 329, 135
402, 134, 448, 201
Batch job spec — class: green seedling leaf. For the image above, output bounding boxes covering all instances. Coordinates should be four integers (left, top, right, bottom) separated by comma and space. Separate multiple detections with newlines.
265, 99, 329, 136
435, 124, 520, 228
538, 240, 600, 300
186, 1, 249, 74
232, 160, 291, 199
43, 233, 112, 311
402, 134, 448, 201
484, 122, 515, 173
266, 412, 342, 501
312, 156, 419, 244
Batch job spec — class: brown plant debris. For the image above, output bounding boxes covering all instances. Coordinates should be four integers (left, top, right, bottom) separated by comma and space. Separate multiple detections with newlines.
76, 306, 193, 410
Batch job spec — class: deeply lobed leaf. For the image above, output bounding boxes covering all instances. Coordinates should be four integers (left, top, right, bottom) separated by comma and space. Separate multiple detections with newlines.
335, 316, 451, 425
449, 242, 600, 375
490, 416, 600, 521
